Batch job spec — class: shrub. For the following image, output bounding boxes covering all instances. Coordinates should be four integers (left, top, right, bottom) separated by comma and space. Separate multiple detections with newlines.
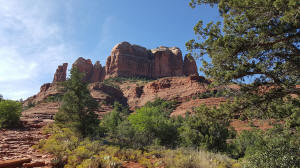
45, 94, 63, 103
178, 105, 233, 152
37, 126, 81, 167
100, 102, 129, 136
231, 126, 300, 167
163, 148, 239, 168
128, 99, 179, 147
0, 100, 22, 128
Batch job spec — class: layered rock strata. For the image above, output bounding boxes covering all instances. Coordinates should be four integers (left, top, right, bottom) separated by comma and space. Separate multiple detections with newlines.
51, 42, 199, 83
53, 63, 68, 82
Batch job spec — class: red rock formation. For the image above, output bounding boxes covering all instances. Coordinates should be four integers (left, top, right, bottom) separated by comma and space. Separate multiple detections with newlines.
51, 42, 199, 83
72, 57, 94, 82
40, 83, 51, 92
183, 55, 198, 76
105, 42, 195, 79
152, 46, 184, 78
53, 63, 68, 82
90, 61, 105, 82
105, 42, 154, 79
73, 58, 106, 83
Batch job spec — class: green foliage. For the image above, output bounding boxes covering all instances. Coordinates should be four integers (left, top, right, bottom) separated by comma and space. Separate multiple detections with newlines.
0, 94, 3, 101
100, 102, 129, 136
187, 0, 300, 111
45, 94, 63, 103
239, 97, 300, 120
0, 100, 22, 128
198, 88, 239, 99
54, 67, 99, 137
231, 126, 300, 167
178, 105, 233, 151
37, 125, 80, 167
128, 99, 179, 147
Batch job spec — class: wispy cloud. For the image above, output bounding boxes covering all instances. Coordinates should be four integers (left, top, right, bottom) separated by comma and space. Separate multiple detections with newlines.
0, 0, 77, 100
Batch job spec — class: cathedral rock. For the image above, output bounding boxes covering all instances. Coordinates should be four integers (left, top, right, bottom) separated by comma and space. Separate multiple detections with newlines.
53, 41, 198, 83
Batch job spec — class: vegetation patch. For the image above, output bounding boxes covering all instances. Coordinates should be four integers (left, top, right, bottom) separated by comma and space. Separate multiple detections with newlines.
0, 99, 22, 128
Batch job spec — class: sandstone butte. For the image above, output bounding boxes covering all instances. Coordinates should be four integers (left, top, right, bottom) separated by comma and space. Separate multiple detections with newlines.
53, 41, 199, 83
24, 41, 234, 114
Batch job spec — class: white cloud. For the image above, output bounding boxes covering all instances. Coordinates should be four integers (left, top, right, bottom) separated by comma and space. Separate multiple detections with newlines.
0, 0, 77, 100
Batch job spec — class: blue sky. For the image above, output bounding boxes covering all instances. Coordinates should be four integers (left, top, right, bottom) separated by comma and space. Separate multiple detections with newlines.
0, 0, 221, 100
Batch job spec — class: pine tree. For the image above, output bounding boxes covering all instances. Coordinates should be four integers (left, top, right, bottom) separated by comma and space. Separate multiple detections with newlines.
54, 67, 99, 137
187, 0, 300, 111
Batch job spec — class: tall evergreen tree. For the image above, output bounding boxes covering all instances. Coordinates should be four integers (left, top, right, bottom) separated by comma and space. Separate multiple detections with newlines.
54, 67, 99, 137
187, 0, 300, 111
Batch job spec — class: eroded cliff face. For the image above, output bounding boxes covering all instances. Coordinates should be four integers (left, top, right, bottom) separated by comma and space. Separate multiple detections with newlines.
183, 55, 198, 76
105, 42, 154, 79
25, 41, 200, 109
53, 63, 68, 83
151, 46, 184, 78
105, 42, 197, 79
90, 61, 106, 82
51, 42, 199, 83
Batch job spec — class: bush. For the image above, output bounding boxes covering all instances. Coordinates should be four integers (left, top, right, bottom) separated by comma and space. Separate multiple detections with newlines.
45, 94, 63, 103
128, 99, 179, 147
231, 126, 300, 167
163, 148, 239, 168
178, 105, 233, 152
0, 100, 22, 128
100, 102, 129, 136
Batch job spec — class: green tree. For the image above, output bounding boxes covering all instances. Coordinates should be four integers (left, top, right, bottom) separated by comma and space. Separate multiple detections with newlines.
100, 101, 129, 136
0, 100, 22, 128
0, 94, 3, 101
54, 67, 99, 137
187, 0, 300, 111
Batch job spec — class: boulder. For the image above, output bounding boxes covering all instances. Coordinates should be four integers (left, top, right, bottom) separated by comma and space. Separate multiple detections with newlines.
151, 46, 184, 78
183, 55, 198, 76
72, 57, 94, 82
53, 63, 68, 82
105, 42, 154, 79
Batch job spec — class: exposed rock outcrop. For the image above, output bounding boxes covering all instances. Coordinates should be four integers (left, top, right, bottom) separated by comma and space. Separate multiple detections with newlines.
23, 83, 62, 106
72, 57, 94, 82
105, 42, 154, 79
72, 58, 106, 83
90, 61, 106, 82
89, 82, 127, 106
152, 46, 184, 78
53, 63, 68, 82
183, 55, 198, 76
105, 42, 196, 79
50, 42, 199, 85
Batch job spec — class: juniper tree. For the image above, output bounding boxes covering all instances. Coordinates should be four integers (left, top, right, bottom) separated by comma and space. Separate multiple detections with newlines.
54, 67, 99, 137
187, 0, 300, 113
